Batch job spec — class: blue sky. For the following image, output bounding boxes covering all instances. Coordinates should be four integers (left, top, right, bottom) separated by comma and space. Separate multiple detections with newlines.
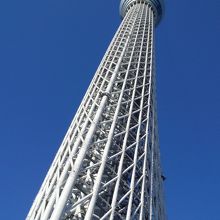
0, 0, 219, 219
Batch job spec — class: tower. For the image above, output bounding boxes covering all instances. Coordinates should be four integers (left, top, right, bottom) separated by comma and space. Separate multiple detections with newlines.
27, 0, 166, 219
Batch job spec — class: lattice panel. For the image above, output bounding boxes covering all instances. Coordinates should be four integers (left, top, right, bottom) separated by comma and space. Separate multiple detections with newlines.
27, 2, 166, 220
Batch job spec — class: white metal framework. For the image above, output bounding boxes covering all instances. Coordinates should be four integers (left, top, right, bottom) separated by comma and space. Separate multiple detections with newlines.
27, 0, 166, 219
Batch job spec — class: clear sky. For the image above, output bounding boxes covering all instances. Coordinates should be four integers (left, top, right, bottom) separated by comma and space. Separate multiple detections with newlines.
0, 0, 219, 219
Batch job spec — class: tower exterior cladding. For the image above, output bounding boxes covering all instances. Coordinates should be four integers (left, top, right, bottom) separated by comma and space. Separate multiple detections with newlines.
27, 0, 166, 219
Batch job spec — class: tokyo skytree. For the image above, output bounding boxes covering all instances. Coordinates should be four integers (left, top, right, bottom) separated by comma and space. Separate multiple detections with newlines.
27, 0, 166, 219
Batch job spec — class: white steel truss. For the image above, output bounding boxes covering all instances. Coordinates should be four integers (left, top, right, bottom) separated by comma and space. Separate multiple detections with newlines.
27, 1, 166, 220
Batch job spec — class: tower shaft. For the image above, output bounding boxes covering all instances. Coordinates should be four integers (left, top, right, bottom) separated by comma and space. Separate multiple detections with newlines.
27, 1, 166, 220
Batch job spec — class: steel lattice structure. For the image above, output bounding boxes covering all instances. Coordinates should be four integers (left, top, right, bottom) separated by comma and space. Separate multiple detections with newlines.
27, 0, 166, 219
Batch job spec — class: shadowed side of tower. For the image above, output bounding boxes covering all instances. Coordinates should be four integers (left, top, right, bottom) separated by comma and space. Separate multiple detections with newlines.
27, 0, 166, 219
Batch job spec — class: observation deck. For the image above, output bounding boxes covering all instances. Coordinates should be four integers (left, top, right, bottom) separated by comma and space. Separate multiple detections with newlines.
120, 0, 164, 25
